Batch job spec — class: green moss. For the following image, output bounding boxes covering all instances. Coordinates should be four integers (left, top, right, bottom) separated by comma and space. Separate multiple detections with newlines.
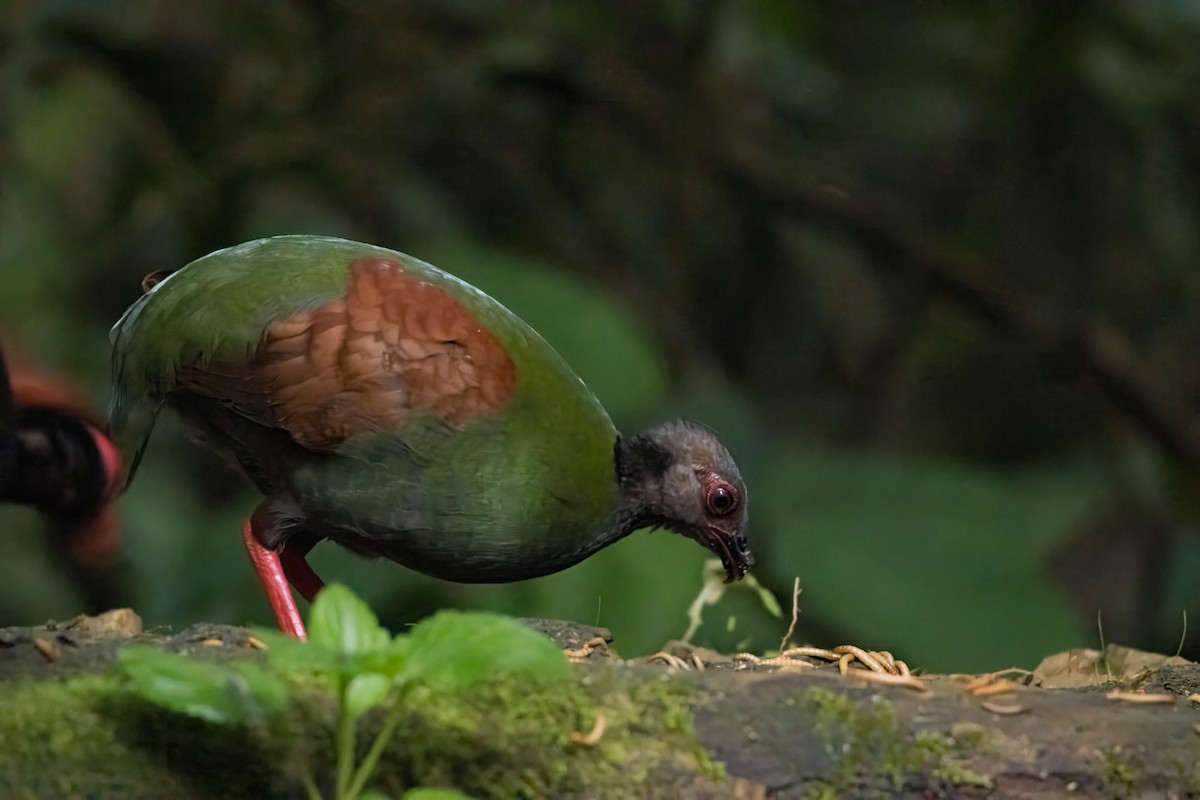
1167, 753, 1200, 794
804, 784, 839, 800
0, 674, 280, 799
801, 686, 993, 796
373, 667, 726, 798
0, 664, 727, 799
1098, 745, 1140, 796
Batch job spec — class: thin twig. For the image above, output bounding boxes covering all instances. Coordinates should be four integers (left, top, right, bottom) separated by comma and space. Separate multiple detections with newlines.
733, 652, 817, 669
972, 680, 1019, 698
570, 712, 608, 746
1105, 691, 1176, 705
735, 643, 913, 678
649, 652, 693, 671
833, 645, 887, 674
844, 670, 930, 693
779, 578, 801, 652
564, 636, 608, 660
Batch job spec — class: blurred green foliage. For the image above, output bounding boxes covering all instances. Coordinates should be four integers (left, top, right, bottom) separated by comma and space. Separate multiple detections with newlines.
2, 1, 1199, 672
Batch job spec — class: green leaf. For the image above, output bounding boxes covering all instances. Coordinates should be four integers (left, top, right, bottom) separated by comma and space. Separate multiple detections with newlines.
402, 789, 476, 800
227, 661, 290, 717
753, 579, 783, 619
398, 611, 568, 690
353, 636, 414, 678
117, 646, 287, 724
255, 621, 408, 682
252, 627, 342, 674
308, 583, 392, 657
344, 672, 392, 719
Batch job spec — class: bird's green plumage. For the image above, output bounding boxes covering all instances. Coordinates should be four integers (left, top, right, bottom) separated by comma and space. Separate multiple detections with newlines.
110, 236, 625, 581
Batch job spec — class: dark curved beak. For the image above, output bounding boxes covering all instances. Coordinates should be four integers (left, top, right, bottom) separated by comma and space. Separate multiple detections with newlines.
702, 525, 754, 583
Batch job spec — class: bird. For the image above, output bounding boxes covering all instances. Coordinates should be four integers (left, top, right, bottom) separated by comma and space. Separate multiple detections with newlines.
108, 236, 752, 639
0, 343, 124, 610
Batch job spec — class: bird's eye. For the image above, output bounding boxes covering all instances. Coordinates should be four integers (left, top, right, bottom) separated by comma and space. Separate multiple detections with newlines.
706, 483, 737, 516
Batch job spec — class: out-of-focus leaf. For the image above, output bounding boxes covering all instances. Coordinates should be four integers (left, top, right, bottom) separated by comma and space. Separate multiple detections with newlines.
344, 672, 392, 719
0, 173, 75, 342
1078, 36, 1185, 128
398, 611, 568, 690
309, 583, 392, 656
256, 585, 410, 678
14, 73, 126, 185
117, 646, 287, 724
760, 450, 1096, 672
401, 790, 476, 800
253, 628, 342, 674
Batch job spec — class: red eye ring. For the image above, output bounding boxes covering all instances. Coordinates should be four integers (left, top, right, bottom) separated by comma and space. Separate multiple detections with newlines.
706, 483, 738, 516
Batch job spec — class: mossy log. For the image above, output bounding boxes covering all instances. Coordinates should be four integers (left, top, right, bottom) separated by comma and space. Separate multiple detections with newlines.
1, 612, 1199, 799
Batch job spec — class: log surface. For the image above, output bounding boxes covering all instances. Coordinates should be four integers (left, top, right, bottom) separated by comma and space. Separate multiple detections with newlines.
1, 612, 1197, 799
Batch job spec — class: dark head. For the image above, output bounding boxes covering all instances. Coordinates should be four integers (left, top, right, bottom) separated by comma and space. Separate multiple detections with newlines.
614, 420, 752, 582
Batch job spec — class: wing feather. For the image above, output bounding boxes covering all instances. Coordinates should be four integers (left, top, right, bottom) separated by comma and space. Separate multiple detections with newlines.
178, 256, 517, 453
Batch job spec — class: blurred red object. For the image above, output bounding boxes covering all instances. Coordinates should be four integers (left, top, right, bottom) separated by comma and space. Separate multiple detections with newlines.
0, 341, 124, 610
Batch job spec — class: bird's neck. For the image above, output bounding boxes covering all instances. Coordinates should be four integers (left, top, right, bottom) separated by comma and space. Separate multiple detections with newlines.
548, 491, 651, 569
615, 496, 661, 539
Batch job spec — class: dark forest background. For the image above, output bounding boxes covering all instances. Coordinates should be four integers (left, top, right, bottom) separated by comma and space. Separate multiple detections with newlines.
3, 1, 1200, 672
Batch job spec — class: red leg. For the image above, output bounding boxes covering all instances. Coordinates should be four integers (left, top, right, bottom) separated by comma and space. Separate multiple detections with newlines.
242, 519, 307, 640
280, 535, 326, 603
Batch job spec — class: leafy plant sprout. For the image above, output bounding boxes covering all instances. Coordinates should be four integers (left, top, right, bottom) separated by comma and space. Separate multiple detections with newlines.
118, 584, 568, 800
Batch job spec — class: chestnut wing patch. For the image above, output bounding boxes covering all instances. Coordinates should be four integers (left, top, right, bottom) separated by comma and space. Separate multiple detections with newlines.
181, 257, 517, 451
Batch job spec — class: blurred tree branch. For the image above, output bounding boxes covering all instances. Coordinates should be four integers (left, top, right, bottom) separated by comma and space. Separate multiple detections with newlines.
721, 150, 1200, 464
